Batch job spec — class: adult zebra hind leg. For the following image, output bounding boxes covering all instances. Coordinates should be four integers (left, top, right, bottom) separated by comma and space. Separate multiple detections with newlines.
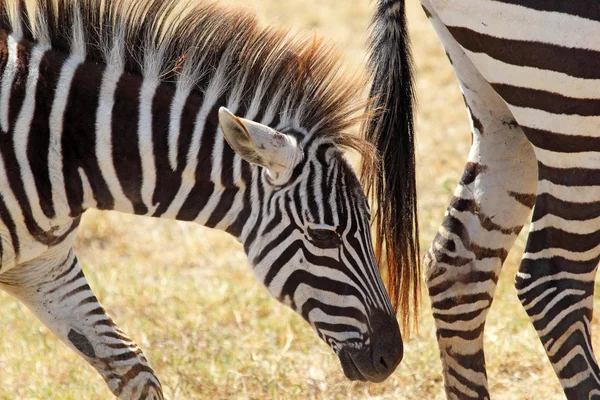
515, 139, 600, 397
0, 250, 163, 399
420, 2, 538, 398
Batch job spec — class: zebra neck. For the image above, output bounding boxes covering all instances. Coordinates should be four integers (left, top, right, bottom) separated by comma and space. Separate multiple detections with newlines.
2, 36, 259, 240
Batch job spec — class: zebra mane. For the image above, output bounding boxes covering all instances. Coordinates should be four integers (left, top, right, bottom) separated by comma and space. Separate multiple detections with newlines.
0, 0, 374, 156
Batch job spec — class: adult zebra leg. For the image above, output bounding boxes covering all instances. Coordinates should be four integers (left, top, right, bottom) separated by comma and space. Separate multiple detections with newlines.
0, 250, 163, 399
420, 3, 537, 398
515, 158, 600, 398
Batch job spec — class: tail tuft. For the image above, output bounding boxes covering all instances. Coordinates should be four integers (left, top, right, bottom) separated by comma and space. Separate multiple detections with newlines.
361, 0, 420, 336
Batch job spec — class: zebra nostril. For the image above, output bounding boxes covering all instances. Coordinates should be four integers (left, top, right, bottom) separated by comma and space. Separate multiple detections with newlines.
379, 356, 388, 369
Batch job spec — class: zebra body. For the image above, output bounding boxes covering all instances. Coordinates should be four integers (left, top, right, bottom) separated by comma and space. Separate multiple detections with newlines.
0, 0, 406, 397
370, 0, 600, 398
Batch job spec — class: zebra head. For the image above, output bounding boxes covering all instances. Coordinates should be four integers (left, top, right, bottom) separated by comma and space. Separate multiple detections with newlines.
219, 108, 402, 382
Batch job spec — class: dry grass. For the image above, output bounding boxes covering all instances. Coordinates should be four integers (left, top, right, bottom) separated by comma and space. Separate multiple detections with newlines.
0, 0, 593, 398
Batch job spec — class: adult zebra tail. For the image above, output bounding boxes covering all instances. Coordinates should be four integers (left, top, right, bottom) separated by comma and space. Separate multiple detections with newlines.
361, 0, 419, 335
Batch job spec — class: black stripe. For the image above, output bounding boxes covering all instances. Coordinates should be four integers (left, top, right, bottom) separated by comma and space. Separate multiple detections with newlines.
437, 325, 484, 341
432, 292, 492, 311
113, 364, 156, 396
532, 193, 600, 222
52, 257, 79, 282
301, 298, 367, 325
459, 162, 486, 186
428, 248, 471, 269
205, 188, 236, 228
538, 162, 600, 186
429, 271, 497, 297
61, 283, 92, 301
493, 83, 600, 117
226, 160, 253, 237
316, 144, 333, 225
63, 63, 114, 214
523, 125, 600, 153
0, 193, 19, 258
176, 95, 226, 221
527, 227, 600, 253
150, 81, 177, 217
28, 49, 66, 219
0, 30, 9, 80
243, 172, 264, 252
446, 365, 487, 399
448, 26, 600, 79
8, 42, 30, 129
112, 71, 146, 214
313, 321, 360, 334
306, 161, 319, 221
279, 269, 367, 314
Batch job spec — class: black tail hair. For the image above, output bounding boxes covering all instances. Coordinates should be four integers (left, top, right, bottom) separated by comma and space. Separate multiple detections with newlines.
361, 0, 420, 334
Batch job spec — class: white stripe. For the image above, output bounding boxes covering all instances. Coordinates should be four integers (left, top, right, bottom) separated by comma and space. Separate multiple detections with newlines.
13, 44, 51, 229
436, 0, 600, 52
516, 271, 595, 295
49, 54, 85, 217
508, 106, 600, 137
523, 243, 600, 261
164, 54, 229, 218
533, 147, 600, 169
537, 179, 600, 203
210, 131, 225, 186
0, 35, 20, 132
138, 76, 159, 214
212, 190, 243, 231
78, 167, 97, 210
531, 214, 600, 235
466, 51, 600, 100
95, 43, 134, 214
167, 81, 193, 171
294, 284, 367, 317
308, 309, 368, 334
70, 7, 86, 58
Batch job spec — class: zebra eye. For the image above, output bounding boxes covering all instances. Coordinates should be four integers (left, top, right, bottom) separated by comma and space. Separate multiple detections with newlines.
307, 227, 342, 249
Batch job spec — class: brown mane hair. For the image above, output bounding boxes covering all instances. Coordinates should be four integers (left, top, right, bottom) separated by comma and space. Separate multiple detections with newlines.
0, 0, 369, 144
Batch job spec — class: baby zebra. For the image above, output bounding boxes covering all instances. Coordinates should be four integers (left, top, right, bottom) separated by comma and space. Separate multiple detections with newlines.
0, 0, 412, 397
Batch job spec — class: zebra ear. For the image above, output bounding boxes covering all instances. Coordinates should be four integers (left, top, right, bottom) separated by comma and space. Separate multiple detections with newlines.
218, 107, 303, 182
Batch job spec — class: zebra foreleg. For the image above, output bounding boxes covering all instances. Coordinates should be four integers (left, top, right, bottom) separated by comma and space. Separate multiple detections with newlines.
420, 4, 538, 396
516, 185, 600, 399
0, 249, 163, 399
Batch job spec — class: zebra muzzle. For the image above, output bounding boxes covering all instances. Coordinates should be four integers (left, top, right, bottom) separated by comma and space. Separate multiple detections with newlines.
338, 310, 403, 383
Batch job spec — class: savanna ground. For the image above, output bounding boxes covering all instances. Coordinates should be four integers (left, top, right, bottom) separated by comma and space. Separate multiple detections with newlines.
0, 0, 593, 399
